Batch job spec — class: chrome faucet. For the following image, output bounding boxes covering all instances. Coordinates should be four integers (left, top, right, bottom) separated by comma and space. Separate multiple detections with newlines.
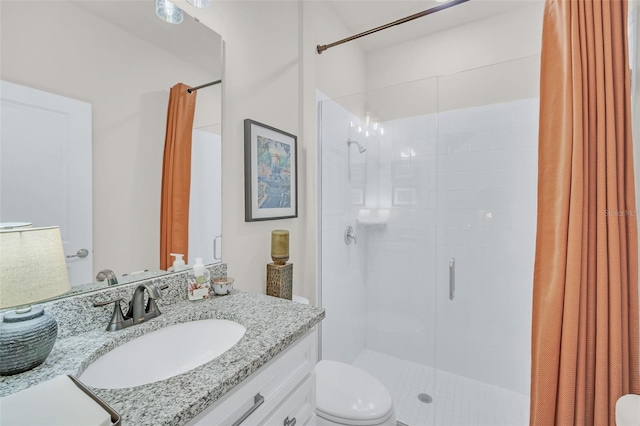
93, 281, 166, 331
127, 281, 163, 325
96, 269, 118, 286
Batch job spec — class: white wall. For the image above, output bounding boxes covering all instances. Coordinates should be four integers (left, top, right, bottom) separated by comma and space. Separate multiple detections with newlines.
305, 3, 369, 358
179, 1, 310, 297
365, 2, 545, 91
0, 1, 219, 279
180, 0, 372, 308
307, 2, 368, 101
302, 1, 369, 307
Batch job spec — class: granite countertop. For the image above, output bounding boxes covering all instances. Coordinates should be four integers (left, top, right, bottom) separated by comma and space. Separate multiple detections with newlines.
0, 291, 325, 426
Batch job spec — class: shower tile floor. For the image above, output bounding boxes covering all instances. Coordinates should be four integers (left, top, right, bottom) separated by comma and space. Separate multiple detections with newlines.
353, 350, 529, 426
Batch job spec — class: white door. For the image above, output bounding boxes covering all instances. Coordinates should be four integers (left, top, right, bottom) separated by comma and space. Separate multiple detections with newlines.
0, 80, 92, 286
188, 129, 222, 265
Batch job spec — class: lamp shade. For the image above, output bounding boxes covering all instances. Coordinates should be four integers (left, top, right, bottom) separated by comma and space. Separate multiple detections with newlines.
0, 226, 71, 309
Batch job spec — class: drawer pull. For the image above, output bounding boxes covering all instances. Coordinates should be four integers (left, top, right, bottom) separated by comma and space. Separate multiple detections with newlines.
284, 417, 296, 426
231, 393, 264, 426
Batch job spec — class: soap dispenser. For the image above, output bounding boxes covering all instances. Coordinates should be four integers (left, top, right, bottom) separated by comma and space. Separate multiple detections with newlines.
188, 257, 211, 300
170, 253, 186, 272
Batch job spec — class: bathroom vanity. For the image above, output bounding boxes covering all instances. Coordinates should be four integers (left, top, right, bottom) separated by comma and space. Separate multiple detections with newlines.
187, 328, 317, 426
0, 267, 324, 426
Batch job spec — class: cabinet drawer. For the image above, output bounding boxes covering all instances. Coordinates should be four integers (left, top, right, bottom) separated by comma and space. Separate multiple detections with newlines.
187, 328, 317, 426
261, 373, 316, 426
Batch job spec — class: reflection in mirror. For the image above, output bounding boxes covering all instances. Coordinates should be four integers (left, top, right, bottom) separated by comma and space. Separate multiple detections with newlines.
0, 0, 222, 303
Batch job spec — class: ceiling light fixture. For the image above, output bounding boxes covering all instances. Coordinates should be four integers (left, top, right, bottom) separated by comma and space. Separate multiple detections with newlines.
155, 0, 184, 24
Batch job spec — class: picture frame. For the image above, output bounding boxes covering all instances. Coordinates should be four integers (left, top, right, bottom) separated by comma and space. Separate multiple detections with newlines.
244, 119, 298, 221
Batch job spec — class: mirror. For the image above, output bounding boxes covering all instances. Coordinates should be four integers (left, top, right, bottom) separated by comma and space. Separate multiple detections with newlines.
0, 0, 222, 301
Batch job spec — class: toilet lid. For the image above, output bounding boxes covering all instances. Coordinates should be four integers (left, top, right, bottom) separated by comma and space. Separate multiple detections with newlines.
315, 360, 394, 425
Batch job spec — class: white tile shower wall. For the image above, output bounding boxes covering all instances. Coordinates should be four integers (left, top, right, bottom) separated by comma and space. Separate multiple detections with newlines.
364, 98, 537, 395
434, 98, 538, 395
364, 115, 439, 367
320, 96, 367, 364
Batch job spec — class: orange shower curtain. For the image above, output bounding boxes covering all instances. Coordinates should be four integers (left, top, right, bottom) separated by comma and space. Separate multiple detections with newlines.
160, 83, 197, 270
531, 0, 639, 425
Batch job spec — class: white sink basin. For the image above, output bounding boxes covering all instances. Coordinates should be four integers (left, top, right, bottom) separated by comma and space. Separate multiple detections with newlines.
79, 319, 246, 389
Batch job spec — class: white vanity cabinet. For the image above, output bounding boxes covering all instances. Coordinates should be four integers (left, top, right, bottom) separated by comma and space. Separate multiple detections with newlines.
187, 328, 318, 426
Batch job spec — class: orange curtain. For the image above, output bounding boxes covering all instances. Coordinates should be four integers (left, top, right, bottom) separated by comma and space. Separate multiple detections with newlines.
531, 0, 639, 425
160, 83, 197, 269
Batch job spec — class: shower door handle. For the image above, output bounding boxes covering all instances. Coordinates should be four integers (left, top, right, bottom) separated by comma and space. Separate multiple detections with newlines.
449, 258, 455, 301
213, 235, 222, 261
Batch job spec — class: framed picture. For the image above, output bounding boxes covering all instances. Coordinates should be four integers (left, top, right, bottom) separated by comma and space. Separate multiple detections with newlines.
244, 119, 298, 221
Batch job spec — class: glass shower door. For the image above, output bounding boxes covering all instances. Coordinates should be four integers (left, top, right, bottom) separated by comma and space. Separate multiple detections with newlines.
318, 77, 440, 426
433, 56, 540, 426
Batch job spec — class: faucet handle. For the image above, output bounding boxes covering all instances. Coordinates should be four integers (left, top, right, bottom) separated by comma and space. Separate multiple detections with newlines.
124, 299, 134, 320
93, 297, 124, 307
93, 298, 132, 331
145, 298, 161, 316
344, 225, 357, 245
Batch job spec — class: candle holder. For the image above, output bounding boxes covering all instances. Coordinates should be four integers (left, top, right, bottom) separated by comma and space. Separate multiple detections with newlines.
270, 230, 289, 265
267, 230, 292, 300
266, 263, 293, 300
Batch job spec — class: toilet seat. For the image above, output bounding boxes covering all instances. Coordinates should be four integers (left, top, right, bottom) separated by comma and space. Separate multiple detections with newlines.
315, 360, 394, 426
316, 408, 395, 426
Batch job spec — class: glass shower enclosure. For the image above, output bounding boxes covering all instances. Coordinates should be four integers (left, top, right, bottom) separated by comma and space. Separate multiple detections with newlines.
318, 55, 539, 426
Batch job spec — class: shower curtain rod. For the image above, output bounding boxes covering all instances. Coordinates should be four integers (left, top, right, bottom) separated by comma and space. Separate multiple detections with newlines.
187, 79, 222, 93
316, 0, 469, 54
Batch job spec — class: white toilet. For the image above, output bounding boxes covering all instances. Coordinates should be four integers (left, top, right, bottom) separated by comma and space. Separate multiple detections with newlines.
315, 360, 396, 426
292, 296, 396, 426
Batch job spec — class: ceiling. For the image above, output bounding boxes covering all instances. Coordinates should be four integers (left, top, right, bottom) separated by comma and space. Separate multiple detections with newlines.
326, 0, 540, 52
70, 1, 537, 69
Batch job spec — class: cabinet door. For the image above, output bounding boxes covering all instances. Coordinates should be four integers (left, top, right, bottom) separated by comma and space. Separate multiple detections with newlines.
261, 373, 316, 426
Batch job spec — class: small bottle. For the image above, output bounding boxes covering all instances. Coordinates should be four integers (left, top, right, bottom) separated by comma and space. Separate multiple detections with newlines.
170, 253, 186, 272
188, 257, 211, 300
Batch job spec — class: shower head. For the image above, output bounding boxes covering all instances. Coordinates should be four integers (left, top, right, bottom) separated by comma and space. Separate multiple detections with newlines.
347, 139, 366, 153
